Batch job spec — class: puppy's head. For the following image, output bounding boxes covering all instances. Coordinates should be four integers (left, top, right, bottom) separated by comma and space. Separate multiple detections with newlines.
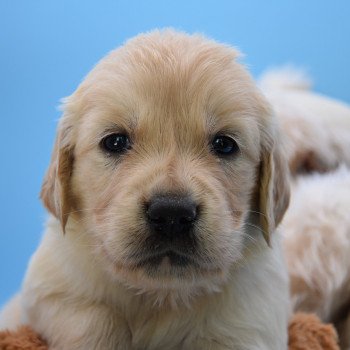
41, 30, 289, 299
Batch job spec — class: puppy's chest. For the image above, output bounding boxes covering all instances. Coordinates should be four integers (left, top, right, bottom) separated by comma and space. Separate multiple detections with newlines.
123, 303, 243, 350
126, 310, 196, 350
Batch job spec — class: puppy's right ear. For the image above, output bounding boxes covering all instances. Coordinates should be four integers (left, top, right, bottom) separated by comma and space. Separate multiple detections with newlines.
41, 117, 74, 233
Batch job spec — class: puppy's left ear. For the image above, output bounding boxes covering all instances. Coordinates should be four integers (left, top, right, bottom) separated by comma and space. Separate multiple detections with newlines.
40, 117, 75, 233
258, 142, 290, 245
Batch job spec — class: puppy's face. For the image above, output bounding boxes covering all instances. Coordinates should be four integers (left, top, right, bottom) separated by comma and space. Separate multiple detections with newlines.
41, 31, 289, 296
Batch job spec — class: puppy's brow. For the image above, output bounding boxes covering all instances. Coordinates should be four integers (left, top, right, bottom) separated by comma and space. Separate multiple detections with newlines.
92, 108, 137, 131
100, 124, 129, 137
97, 117, 137, 137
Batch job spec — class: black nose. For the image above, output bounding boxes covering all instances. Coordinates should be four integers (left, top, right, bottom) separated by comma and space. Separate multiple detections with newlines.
146, 195, 198, 237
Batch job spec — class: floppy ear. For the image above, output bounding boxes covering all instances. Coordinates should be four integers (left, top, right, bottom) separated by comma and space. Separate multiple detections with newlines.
258, 143, 290, 245
40, 119, 74, 232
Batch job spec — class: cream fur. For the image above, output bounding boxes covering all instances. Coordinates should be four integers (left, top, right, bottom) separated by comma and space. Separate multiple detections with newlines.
0, 30, 290, 349
0, 294, 21, 330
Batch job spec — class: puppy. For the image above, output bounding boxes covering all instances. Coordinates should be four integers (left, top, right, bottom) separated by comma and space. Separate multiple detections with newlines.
281, 166, 350, 349
0, 30, 290, 349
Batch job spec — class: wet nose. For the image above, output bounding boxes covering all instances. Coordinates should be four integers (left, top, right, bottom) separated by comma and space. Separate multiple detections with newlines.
146, 195, 198, 237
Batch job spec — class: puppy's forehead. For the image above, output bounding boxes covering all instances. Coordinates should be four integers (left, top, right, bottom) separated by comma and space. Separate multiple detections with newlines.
75, 31, 269, 149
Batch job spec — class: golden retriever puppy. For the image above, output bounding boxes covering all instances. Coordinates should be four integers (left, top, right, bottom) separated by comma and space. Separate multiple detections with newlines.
281, 166, 350, 349
0, 30, 290, 349
260, 69, 350, 349
260, 68, 350, 175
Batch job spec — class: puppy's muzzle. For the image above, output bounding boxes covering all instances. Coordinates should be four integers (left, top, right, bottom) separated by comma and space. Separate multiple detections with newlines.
146, 194, 198, 238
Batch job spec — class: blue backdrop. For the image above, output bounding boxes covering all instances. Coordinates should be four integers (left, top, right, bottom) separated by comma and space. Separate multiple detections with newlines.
1, 0, 349, 306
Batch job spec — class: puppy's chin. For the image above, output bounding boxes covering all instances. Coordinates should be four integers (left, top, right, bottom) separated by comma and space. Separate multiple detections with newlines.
100, 244, 232, 303
115, 264, 229, 307
120, 255, 225, 283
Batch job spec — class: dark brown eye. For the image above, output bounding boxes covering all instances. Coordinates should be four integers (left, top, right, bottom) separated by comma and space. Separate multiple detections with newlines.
212, 135, 239, 156
101, 134, 131, 153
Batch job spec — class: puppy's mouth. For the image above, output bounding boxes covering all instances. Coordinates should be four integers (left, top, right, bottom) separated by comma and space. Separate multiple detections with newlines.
136, 250, 196, 268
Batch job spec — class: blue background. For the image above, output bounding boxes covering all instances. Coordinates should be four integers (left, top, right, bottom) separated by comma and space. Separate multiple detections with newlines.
1, 0, 349, 307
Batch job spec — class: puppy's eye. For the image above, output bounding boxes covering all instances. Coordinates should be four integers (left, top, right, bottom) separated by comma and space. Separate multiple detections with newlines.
101, 133, 131, 153
211, 135, 239, 156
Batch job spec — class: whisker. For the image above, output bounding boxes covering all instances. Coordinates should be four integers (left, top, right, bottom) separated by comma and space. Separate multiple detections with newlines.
244, 222, 269, 239
63, 208, 107, 215
245, 210, 268, 218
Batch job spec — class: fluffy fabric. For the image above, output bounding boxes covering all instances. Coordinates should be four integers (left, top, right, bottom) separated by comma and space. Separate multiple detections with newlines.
0, 313, 339, 350
288, 313, 339, 350
0, 326, 47, 350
